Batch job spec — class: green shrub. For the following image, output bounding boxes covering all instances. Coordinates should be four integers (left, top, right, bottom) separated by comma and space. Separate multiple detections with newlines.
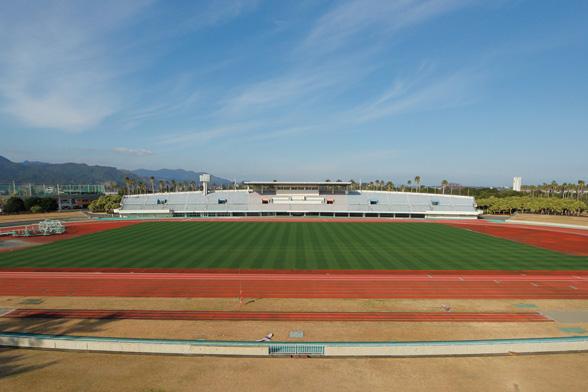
30, 205, 44, 213
2, 197, 26, 213
89, 194, 122, 213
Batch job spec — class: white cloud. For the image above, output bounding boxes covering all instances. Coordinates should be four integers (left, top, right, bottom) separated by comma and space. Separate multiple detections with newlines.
301, 0, 470, 54
0, 1, 152, 132
113, 147, 154, 156
353, 68, 482, 123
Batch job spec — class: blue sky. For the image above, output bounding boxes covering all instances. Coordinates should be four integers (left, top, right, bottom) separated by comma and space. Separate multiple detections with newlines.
1, 0, 587, 186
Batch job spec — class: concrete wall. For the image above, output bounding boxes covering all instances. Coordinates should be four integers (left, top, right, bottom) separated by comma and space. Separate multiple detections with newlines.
2, 333, 588, 357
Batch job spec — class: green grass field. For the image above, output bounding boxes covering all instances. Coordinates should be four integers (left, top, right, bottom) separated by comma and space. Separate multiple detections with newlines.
0, 222, 587, 270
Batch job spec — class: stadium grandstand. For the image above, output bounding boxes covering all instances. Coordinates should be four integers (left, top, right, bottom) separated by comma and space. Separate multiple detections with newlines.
116, 176, 480, 219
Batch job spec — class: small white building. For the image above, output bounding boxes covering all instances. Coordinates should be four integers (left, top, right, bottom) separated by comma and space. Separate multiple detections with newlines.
513, 177, 522, 192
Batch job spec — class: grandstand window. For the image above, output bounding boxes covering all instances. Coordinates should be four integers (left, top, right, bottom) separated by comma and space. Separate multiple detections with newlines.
365, 213, 378, 218
432, 200, 440, 206
396, 213, 410, 218
411, 213, 426, 219
218, 199, 228, 204
369, 200, 378, 205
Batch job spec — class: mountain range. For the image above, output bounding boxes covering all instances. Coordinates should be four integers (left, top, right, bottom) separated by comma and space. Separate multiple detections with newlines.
0, 156, 231, 185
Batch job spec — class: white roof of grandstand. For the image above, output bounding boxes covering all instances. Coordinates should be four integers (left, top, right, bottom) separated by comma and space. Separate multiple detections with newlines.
244, 181, 352, 185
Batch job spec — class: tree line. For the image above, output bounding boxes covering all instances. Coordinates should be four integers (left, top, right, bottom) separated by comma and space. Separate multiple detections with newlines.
476, 196, 587, 215
0, 196, 58, 214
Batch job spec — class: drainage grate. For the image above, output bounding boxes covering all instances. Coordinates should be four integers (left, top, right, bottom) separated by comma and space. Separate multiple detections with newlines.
269, 344, 324, 356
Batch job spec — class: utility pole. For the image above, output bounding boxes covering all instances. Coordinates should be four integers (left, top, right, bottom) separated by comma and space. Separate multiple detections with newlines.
57, 184, 62, 212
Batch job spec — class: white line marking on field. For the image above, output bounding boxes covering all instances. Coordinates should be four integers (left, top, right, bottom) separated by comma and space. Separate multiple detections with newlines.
569, 286, 578, 290
531, 283, 539, 287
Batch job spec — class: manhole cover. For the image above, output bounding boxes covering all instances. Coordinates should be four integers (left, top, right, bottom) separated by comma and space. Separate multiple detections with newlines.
289, 331, 304, 338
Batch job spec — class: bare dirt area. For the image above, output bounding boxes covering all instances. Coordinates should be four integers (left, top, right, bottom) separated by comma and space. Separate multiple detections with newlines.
509, 214, 588, 227
0, 313, 585, 342
0, 211, 87, 224
2, 297, 587, 342
1, 296, 587, 313
1, 348, 587, 392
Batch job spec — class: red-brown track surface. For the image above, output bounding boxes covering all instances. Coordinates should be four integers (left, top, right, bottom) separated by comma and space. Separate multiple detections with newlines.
2, 308, 551, 322
0, 270, 587, 299
445, 221, 588, 256
0, 221, 139, 252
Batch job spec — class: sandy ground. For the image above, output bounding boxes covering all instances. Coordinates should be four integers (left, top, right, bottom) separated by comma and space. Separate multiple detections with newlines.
509, 214, 588, 227
2, 316, 586, 342
1, 296, 587, 313
0, 211, 87, 224
1, 297, 587, 342
1, 348, 587, 392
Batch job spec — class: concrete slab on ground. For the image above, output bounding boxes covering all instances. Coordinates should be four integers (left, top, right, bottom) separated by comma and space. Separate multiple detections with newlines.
544, 310, 588, 323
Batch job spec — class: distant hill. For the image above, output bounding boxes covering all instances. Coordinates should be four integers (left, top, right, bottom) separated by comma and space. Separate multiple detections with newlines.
0, 156, 231, 186
132, 168, 231, 186
0, 155, 139, 184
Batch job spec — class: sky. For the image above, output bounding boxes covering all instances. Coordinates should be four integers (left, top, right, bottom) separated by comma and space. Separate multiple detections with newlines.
0, 0, 587, 186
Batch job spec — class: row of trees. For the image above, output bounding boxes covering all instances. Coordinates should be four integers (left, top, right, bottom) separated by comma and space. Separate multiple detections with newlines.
88, 195, 122, 214
334, 177, 453, 194
521, 180, 586, 200
122, 177, 202, 195
476, 196, 587, 216
1, 196, 58, 214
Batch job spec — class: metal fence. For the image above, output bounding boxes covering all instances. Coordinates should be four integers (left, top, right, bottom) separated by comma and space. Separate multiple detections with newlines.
268, 344, 325, 356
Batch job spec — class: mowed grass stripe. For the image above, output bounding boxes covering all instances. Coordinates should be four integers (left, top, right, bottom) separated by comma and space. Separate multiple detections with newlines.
0, 221, 587, 270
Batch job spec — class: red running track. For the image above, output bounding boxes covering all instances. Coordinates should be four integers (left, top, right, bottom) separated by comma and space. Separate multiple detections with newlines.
2, 308, 551, 322
0, 271, 587, 299
445, 221, 588, 256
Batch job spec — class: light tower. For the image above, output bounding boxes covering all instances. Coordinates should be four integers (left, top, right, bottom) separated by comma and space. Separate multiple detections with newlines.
199, 173, 211, 195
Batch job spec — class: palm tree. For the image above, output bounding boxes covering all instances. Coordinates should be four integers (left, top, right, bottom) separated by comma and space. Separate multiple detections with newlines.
171, 180, 177, 192
441, 179, 449, 194
158, 180, 165, 193
578, 180, 585, 201
414, 176, 421, 192
407, 180, 412, 192
149, 176, 155, 193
